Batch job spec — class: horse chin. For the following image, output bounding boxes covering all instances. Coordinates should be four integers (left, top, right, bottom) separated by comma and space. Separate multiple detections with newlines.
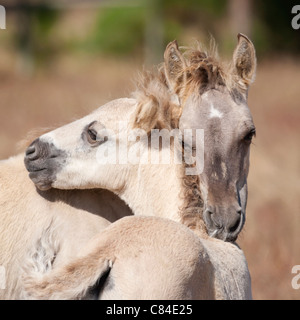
28, 170, 54, 191
35, 183, 52, 191
209, 229, 238, 243
223, 232, 238, 243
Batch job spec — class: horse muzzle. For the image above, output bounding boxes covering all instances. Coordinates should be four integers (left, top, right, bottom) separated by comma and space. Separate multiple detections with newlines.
24, 138, 66, 190
203, 205, 245, 242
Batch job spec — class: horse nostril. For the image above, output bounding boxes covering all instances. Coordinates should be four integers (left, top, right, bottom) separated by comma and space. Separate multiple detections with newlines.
25, 140, 40, 161
204, 209, 221, 229
25, 145, 36, 156
228, 215, 241, 233
203, 209, 213, 222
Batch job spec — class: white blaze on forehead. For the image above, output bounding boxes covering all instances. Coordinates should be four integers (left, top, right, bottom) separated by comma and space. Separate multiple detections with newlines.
209, 103, 223, 119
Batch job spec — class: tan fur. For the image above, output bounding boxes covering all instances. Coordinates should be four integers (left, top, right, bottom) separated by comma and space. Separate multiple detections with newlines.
0, 35, 255, 299
23, 216, 251, 300
0, 105, 250, 300
0, 154, 132, 299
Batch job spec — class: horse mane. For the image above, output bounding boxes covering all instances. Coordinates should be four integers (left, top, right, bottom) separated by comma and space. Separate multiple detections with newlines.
184, 42, 245, 102
131, 68, 182, 132
181, 42, 246, 107
185, 41, 229, 94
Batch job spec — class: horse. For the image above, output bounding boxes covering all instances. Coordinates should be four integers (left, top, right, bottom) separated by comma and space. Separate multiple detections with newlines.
0, 34, 256, 299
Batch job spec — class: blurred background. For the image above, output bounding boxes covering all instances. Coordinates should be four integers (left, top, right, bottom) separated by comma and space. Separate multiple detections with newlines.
0, 0, 299, 299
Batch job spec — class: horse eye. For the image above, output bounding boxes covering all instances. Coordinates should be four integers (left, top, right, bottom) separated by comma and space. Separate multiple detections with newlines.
88, 129, 97, 140
84, 121, 107, 147
87, 128, 98, 144
243, 129, 256, 143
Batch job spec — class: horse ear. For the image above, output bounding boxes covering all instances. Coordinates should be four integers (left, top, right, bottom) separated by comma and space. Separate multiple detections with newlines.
232, 33, 256, 89
164, 40, 187, 96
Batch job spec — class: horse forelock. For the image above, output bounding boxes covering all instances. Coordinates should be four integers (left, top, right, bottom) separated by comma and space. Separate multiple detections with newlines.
184, 42, 238, 96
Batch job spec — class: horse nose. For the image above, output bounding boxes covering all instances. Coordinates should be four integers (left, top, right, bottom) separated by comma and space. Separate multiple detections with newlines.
24, 138, 53, 166
203, 205, 242, 241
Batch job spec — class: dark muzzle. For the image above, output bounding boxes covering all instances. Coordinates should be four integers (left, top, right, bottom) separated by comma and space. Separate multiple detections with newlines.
24, 138, 66, 190
203, 204, 244, 242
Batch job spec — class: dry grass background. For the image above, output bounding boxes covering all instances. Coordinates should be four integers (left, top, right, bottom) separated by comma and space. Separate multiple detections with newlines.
0, 49, 299, 299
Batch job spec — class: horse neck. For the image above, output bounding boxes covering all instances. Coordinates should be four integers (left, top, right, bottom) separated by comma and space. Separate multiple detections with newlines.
116, 141, 207, 236
118, 161, 183, 222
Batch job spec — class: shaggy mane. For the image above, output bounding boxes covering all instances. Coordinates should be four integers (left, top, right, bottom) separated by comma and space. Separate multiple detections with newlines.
179, 162, 207, 236
185, 43, 229, 94
131, 68, 182, 131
